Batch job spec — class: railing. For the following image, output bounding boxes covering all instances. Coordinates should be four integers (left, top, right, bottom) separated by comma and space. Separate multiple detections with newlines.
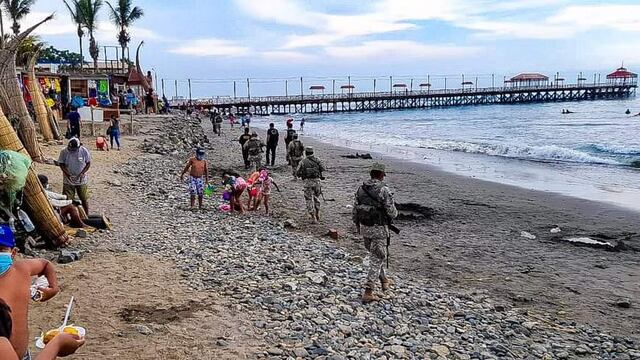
171, 81, 637, 107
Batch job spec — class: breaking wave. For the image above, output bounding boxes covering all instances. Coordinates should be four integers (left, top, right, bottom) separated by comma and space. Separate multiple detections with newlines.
416, 140, 624, 165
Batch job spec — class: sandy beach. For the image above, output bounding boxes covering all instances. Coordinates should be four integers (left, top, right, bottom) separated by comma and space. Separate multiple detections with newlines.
22, 114, 639, 359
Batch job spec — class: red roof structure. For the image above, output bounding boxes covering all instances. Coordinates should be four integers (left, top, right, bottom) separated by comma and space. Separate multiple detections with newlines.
606, 66, 637, 80
392, 83, 407, 88
340, 85, 355, 89
309, 85, 325, 90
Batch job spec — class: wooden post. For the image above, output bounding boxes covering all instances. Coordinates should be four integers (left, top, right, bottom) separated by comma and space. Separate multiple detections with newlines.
475, 77, 478, 91
389, 76, 392, 93
285, 80, 288, 97
332, 79, 335, 95
161, 78, 165, 97
188, 79, 192, 104
410, 79, 413, 92
300, 77, 303, 100
233, 81, 236, 99
90, 106, 95, 136
492, 74, 495, 88
129, 110, 133, 134
373, 79, 376, 93
174, 79, 178, 99
444, 77, 447, 90
427, 75, 430, 93
247, 78, 251, 99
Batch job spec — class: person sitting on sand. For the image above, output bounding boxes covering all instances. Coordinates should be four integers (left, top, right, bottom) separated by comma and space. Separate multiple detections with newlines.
180, 148, 209, 210
0, 225, 60, 360
38, 175, 88, 229
253, 169, 279, 215
0, 298, 84, 359
222, 173, 247, 214
95, 135, 109, 151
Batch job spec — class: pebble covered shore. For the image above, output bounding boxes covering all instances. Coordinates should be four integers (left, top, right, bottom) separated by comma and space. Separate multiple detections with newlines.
77, 114, 639, 359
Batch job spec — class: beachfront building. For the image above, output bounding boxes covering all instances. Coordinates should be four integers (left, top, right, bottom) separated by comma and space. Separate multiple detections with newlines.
508, 73, 549, 88
606, 66, 638, 86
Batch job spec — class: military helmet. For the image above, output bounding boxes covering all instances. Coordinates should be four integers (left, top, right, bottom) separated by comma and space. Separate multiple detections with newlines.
305, 146, 314, 154
370, 162, 386, 173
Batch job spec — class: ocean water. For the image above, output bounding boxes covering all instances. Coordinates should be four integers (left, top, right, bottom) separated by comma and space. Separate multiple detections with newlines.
255, 97, 640, 211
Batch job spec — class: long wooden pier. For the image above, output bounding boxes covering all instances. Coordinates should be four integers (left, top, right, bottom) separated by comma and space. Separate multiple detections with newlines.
171, 82, 637, 115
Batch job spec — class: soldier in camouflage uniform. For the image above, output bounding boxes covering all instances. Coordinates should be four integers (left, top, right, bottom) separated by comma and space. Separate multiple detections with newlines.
243, 131, 265, 172
352, 162, 398, 304
295, 147, 325, 223
287, 133, 305, 178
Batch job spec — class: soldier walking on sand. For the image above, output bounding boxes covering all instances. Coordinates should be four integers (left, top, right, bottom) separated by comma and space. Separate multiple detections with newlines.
353, 162, 398, 304
296, 147, 325, 223
287, 133, 304, 178
244, 131, 265, 171
284, 121, 296, 164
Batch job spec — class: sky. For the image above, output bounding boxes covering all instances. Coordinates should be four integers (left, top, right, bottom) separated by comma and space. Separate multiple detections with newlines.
19, 0, 640, 97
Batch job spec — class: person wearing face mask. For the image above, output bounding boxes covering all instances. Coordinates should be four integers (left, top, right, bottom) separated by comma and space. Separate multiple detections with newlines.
0, 225, 60, 360
57, 138, 91, 215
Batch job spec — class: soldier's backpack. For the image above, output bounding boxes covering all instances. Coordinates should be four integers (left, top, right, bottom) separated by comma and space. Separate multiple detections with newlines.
248, 140, 261, 156
302, 157, 322, 179
354, 184, 386, 226
291, 141, 304, 158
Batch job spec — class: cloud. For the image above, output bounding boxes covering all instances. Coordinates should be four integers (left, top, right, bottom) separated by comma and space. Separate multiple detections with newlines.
169, 38, 250, 57
238, 0, 640, 46
324, 40, 480, 59
260, 50, 314, 62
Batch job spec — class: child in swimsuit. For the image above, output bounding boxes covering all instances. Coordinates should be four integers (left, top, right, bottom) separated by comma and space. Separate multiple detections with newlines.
254, 169, 279, 214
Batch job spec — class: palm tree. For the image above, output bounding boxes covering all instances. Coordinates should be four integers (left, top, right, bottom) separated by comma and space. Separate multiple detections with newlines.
106, 0, 143, 69
63, 0, 85, 68
78, 0, 103, 71
3, 0, 36, 35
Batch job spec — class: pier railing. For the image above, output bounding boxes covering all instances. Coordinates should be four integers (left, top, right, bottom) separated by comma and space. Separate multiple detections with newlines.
173, 82, 635, 107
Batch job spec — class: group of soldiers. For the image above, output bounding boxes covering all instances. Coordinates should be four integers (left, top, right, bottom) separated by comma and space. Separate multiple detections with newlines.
235, 119, 398, 304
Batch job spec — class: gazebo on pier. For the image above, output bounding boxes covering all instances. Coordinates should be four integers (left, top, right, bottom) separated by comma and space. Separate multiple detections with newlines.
508, 73, 549, 88
606, 66, 638, 85
340, 84, 355, 95
309, 85, 325, 94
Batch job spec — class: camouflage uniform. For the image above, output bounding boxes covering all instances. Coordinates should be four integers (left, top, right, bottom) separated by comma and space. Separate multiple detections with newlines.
287, 139, 305, 177
353, 177, 398, 291
296, 150, 325, 220
244, 137, 264, 171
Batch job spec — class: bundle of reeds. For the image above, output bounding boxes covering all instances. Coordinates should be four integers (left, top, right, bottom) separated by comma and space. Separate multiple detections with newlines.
27, 54, 54, 141
0, 105, 66, 246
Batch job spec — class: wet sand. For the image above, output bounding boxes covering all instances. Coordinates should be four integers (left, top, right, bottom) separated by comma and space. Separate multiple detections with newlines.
219, 122, 640, 340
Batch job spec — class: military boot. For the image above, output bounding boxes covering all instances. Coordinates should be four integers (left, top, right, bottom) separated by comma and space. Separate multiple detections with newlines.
381, 278, 391, 292
361, 288, 379, 304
